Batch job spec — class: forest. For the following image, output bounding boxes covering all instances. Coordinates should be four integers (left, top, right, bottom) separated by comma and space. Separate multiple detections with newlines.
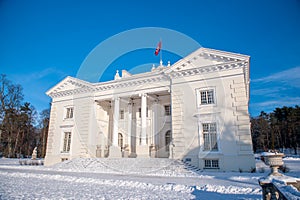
251, 106, 300, 154
0, 74, 49, 158
0, 74, 299, 158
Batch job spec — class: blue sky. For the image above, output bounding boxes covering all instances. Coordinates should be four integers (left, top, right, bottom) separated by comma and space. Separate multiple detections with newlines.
0, 0, 299, 116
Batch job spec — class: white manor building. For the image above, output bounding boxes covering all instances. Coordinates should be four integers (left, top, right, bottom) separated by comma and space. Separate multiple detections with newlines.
44, 47, 255, 171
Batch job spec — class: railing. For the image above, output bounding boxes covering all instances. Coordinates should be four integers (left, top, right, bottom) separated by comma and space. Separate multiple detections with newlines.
259, 152, 300, 200
259, 177, 300, 200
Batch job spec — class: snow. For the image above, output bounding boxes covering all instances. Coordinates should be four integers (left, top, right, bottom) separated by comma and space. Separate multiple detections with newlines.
273, 180, 300, 200
0, 157, 299, 199
284, 157, 300, 161
261, 152, 284, 156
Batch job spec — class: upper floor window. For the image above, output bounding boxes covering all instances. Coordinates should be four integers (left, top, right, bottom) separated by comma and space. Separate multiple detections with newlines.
164, 105, 171, 116
202, 123, 218, 151
65, 107, 74, 119
200, 89, 215, 105
138, 107, 148, 118
120, 110, 124, 119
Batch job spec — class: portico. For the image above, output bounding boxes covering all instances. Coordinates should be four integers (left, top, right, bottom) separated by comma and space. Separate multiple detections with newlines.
95, 90, 172, 158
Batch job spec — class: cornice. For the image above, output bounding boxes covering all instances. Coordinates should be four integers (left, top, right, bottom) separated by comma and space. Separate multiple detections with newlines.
171, 49, 248, 72
47, 78, 94, 98
168, 60, 248, 79
94, 74, 169, 92
49, 74, 170, 98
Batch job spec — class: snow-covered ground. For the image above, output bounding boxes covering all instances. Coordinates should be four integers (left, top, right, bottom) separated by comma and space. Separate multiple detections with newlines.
0, 157, 299, 200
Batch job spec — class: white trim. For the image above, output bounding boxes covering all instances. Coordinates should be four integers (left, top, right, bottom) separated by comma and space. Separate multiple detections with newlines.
199, 121, 221, 153
196, 87, 216, 108
60, 128, 73, 155
63, 105, 74, 120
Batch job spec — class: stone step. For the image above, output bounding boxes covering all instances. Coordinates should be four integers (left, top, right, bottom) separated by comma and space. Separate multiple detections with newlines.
52, 158, 201, 177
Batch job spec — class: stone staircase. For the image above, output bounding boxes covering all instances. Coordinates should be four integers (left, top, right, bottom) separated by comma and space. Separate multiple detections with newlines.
52, 158, 202, 177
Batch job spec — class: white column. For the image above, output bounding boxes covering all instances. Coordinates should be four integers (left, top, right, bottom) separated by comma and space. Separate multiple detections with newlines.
152, 100, 159, 146
112, 97, 120, 146
127, 101, 132, 148
141, 93, 147, 145
196, 115, 202, 152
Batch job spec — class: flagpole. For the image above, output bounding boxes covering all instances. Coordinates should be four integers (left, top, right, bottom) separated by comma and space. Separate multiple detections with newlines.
160, 38, 162, 66
154, 39, 162, 65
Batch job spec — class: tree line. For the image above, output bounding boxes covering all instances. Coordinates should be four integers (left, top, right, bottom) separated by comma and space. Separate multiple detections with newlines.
0, 74, 49, 158
251, 106, 300, 154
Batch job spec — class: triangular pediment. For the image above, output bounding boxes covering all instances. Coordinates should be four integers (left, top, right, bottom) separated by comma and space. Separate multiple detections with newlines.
46, 76, 93, 97
171, 47, 249, 71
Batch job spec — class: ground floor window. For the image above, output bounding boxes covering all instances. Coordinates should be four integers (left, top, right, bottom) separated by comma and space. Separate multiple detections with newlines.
204, 159, 219, 169
63, 132, 72, 152
202, 123, 218, 151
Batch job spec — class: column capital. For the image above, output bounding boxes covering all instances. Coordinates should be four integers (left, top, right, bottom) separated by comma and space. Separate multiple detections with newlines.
112, 96, 120, 101
139, 93, 147, 98
126, 98, 133, 105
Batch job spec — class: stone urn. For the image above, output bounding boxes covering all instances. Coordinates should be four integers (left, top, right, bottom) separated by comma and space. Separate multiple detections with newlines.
261, 152, 284, 176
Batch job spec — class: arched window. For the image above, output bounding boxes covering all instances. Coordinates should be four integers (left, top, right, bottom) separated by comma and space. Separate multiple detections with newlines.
118, 133, 123, 148
165, 130, 172, 152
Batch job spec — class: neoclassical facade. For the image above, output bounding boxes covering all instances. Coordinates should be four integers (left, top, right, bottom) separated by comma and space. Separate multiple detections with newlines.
44, 47, 255, 171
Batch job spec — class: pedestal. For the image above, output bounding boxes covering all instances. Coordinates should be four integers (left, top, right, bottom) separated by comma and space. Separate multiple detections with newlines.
136, 145, 149, 158
96, 146, 102, 158
108, 145, 122, 158
150, 145, 156, 158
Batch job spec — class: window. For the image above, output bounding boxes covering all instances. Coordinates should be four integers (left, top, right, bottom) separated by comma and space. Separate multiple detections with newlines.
165, 130, 172, 152
65, 107, 74, 119
204, 159, 219, 169
200, 89, 215, 105
62, 132, 72, 152
164, 105, 171, 116
138, 107, 148, 118
203, 123, 218, 151
120, 110, 124, 119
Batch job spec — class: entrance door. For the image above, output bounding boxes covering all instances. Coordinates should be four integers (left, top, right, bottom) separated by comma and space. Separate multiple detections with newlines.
165, 130, 172, 156
118, 133, 123, 149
